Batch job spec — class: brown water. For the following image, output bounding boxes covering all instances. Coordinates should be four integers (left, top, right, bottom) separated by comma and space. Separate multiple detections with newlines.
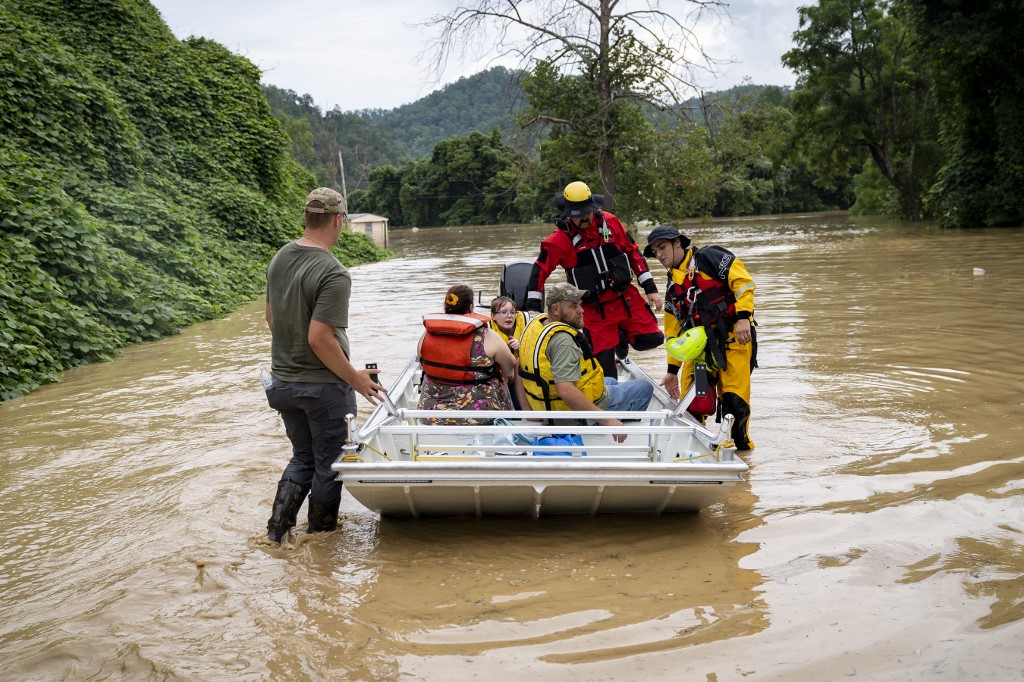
1, 215, 1022, 680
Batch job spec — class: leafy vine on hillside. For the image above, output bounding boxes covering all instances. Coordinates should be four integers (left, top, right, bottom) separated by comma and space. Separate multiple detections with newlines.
0, 1, 388, 401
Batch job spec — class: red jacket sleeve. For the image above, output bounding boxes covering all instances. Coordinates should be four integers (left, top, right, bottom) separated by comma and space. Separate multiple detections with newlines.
525, 230, 574, 311
603, 212, 658, 295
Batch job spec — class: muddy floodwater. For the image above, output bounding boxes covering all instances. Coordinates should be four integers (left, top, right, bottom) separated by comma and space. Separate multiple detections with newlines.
1, 215, 1022, 680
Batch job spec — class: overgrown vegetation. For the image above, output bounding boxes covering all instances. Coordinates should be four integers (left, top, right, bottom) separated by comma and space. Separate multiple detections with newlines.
784, 0, 1023, 226
906, 0, 1024, 227
272, 0, 1022, 229
0, 0, 388, 401
339, 85, 850, 226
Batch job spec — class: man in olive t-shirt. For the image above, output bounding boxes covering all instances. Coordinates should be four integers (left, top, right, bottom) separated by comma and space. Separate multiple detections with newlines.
262, 187, 384, 544
266, 242, 352, 382
518, 282, 654, 442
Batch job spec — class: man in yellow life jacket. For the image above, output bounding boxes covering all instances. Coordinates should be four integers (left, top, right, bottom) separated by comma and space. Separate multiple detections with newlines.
517, 282, 654, 442
643, 226, 757, 450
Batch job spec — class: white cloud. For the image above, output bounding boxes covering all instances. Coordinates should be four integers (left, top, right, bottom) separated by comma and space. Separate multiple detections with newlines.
151, 0, 803, 111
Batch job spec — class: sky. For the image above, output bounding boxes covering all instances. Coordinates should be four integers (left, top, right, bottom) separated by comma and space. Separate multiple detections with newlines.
150, 0, 807, 112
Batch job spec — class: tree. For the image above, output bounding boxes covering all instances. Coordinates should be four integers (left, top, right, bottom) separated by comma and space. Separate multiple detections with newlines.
782, 0, 941, 220
365, 165, 405, 224
262, 85, 404, 193
636, 124, 720, 220
426, 0, 725, 211
903, 0, 1024, 227
391, 130, 527, 227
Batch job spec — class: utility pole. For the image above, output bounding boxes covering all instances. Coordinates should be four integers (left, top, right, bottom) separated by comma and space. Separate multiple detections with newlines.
337, 150, 348, 203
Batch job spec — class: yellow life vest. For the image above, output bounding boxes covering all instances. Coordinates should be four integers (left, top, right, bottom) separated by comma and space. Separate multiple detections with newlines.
489, 311, 527, 346
518, 314, 605, 411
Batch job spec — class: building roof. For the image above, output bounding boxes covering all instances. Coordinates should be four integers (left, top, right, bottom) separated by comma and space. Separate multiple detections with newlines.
348, 213, 388, 223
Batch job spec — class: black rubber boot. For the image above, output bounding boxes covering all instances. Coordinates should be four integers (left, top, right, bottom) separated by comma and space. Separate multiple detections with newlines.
266, 479, 308, 543
630, 330, 665, 352
307, 498, 341, 534
721, 392, 753, 451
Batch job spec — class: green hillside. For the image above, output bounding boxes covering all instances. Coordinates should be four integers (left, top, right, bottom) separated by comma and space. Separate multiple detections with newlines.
365, 69, 776, 159
263, 84, 407, 192
264, 67, 527, 193
266, 72, 788, 196
361, 67, 526, 159
0, 0, 388, 400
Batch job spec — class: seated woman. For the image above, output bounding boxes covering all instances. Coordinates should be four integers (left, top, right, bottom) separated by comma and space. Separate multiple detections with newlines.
418, 284, 517, 424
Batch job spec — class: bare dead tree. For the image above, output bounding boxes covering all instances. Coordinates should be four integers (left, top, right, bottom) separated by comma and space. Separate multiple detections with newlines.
423, 0, 728, 209
347, 145, 374, 192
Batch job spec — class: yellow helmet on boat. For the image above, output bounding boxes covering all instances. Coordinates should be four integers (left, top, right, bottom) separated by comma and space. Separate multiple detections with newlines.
563, 181, 592, 203
557, 181, 604, 217
666, 327, 707, 363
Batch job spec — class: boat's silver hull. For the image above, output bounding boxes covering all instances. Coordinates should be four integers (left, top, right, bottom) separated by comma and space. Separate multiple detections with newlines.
339, 460, 747, 517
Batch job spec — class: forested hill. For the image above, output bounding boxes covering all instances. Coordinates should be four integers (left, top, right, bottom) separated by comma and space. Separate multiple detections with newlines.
369, 71, 774, 157
0, 0, 387, 401
263, 67, 526, 192
264, 69, 776, 194
361, 67, 525, 159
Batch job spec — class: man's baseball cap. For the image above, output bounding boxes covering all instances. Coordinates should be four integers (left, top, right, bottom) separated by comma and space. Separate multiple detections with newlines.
642, 225, 690, 257
547, 282, 589, 305
305, 187, 347, 215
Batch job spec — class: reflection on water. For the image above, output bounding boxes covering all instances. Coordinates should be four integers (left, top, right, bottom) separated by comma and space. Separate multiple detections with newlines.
0, 215, 1022, 680
262, 504, 764, 680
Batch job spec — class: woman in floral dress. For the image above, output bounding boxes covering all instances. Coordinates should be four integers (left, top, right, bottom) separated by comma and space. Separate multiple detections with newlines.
417, 284, 517, 424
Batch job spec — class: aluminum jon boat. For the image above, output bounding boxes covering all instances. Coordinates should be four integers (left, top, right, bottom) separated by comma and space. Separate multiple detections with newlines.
331, 355, 748, 517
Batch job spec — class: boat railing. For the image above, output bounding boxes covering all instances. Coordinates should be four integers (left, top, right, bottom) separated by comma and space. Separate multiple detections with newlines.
671, 383, 701, 421
669, 385, 737, 447
344, 407, 734, 462
344, 356, 734, 462
385, 422, 690, 457
353, 406, 687, 441
395, 408, 674, 421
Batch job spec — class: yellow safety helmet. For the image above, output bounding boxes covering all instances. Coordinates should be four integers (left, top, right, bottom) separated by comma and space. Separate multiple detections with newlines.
666, 326, 707, 363
563, 181, 592, 203
557, 181, 604, 217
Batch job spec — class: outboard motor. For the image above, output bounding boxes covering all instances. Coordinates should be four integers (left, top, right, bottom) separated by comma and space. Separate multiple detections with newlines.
500, 260, 535, 310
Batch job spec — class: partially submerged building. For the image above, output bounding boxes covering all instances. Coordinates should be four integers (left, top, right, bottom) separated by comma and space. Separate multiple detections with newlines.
348, 213, 389, 248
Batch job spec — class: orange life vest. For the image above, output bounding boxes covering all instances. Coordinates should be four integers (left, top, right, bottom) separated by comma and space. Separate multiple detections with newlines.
419, 314, 498, 384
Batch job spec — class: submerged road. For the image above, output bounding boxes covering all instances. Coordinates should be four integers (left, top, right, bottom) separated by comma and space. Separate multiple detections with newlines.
1, 216, 1022, 680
